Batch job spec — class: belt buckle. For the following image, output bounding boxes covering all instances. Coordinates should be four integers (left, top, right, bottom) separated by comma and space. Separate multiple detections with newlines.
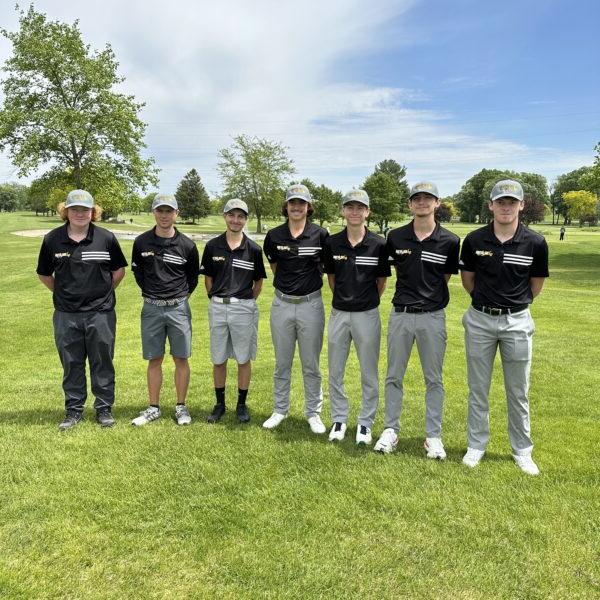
489, 307, 502, 316
291, 297, 302, 304
222, 298, 231, 304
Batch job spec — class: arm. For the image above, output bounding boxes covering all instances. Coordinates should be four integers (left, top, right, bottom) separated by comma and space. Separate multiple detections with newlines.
252, 278, 264, 299
461, 271, 475, 294
444, 274, 451, 283
112, 268, 126, 289
204, 276, 213, 295
269, 262, 277, 275
186, 244, 200, 296
131, 240, 145, 290
376, 277, 387, 297
38, 274, 55, 292
327, 273, 335, 292
530, 277, 545, 298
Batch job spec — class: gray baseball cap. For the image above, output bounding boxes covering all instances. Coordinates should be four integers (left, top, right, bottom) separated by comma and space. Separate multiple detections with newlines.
342, 189, 370, 207
409, 182, 439, 200
223, 198, 249, 215
285, 184, 312, 203
65, 189, 94, 209
490, 179, 524, 202
152, 193, 178, 210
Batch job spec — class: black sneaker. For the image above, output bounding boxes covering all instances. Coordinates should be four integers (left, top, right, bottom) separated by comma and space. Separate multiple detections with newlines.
207, 403, 226, 423
96, 410, 115, 427
236, 403, 250, 423
59, 410, 83, 431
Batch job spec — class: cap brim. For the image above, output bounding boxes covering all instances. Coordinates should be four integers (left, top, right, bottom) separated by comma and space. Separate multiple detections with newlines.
287, 196, 310, 202
66, 202, 94, 208
490, 194, 522, 202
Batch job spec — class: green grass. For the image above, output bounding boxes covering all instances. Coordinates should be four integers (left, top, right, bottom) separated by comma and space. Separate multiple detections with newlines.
0, 212, 598, 599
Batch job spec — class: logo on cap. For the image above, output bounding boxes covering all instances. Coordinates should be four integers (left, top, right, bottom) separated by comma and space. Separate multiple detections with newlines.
409, 182, 439, 199
490, 179, 524, 202
342, 189, 370, 207
285, 184, 312, 203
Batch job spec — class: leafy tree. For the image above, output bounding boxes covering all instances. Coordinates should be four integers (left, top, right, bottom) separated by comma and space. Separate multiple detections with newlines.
435, 201, 454, 222
0, 6, 158, 195
563, 190, 598, 225
363, 171, 401, 233
218, 135, 295, 233
124, 193, 143, 214
0, 182, 28, 212
580, 143, 600, 192
299, 178, 341, 226
47, 186, 73, 213
520, 193, 547, 225
142, 192, 157, 213
27, 168, 70, 215
175, 169, 210, 223
374, 159, 410, 212
552, 166, 595, 224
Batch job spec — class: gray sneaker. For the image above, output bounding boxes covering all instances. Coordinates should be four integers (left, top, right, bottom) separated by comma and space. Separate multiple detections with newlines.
175, 404, 192, 426
131, 406, 161, 426
59, 410, 83, 431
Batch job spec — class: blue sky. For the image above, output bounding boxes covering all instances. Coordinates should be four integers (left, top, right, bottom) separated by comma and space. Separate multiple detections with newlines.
0, 0, 598, 196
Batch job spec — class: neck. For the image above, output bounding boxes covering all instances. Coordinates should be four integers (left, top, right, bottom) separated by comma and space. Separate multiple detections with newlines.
226, 229, 244, 248
288, 218, 306, 235
68, 222, 90, 237
493, 219, 519, 241
346, 224, 366, 245
155, 225, 175, 238
412, 215, 436, 239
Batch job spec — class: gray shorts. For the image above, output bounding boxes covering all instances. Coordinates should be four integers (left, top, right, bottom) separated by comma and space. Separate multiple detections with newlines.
208, 298, 258, 364
141, 300, 192, 360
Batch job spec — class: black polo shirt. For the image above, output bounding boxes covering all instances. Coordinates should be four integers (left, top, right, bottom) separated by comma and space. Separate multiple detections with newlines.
200, 233, 267, 299
386, 221, 460, 311
263, 221, 328, 295
132, 227, 199, 299
323, 228, 391, 311
37, 223, 128, 313
459, 222, 549, 308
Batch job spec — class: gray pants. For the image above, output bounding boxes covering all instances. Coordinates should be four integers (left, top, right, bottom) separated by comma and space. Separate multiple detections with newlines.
463, 306, 534, 455
328, 308, 381, 427
384, 309, 447, 436
53, 310, 116, 412
270, 293, 324, 417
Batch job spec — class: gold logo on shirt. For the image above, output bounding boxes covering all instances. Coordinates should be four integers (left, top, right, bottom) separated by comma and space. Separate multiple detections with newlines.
212, 256, 226, 262
333, 255, 348, 261
276, 245, 291, 251
141, 251, 154, 257
54, 252, 70, 258
396, 249, 411, 255
475, 250, 494, 257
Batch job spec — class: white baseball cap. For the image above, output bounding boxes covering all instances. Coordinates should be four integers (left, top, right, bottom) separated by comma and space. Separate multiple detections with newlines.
65, 190, 94, 209
223, 198, 249, 215
152, 193, 178, 210
285, 184, 312, 203
490, 180, 524, 202
342, 189, 370, 207
409, 182, 439, 200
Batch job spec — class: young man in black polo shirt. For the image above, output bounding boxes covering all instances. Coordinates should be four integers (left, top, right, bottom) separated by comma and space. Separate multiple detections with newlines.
460, 179, 549, 475
323, 189, 390, 444
37, 189, 127, 430
262, 184, 329, 434
200, 199, 267, 424
131, 193, 199, 426
374, 182, 460, 458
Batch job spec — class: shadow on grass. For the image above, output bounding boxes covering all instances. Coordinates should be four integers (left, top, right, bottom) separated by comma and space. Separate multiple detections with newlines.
0, 406, 147, 427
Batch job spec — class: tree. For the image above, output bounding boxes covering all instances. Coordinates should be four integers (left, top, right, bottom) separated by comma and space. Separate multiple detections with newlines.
0, 6, 158, 196
299, 178, 341, 227
175, 169, 210, 223
435, 201, 454, 222
0, 182, 28, 212
563, 191, 598, 225
520, 193, 547, 225
580, 143, 600, 192
218, 135, 295, 233
374, 159, 410, 213
363, 171, 402, 233
142, 192, 157, 213
27, 168, 70, 215
552, 166, 597, 224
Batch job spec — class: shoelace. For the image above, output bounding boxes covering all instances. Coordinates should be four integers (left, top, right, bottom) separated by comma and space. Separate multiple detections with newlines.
142, 408, 159, 418
359, 426, 368, 435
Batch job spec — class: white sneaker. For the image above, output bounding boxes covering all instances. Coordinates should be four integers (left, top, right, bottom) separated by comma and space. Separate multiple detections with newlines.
131, 406, 161, 426
307, 415, 326, 434
356, 425, 372, 445
262, 412, 287, 430
462, 447, 485, 468
175, 404, 192, 426
513, 454, 540, 476
373, 428, 398, 454
424, 437, 446, 460
328, 422, 346, 441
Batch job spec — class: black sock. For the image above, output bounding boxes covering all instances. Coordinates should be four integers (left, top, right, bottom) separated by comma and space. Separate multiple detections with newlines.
150, 404, 160, 409
176, 402, 185, 406
237, 388, 248, 405
215, 387, 225, 405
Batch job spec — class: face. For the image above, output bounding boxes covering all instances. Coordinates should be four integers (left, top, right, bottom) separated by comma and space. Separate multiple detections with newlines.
409, 192, 440, 218
342, 201, 369, 226
286, 198, 309, 221
154, 206, 178, 229
224, 209, 247, 232
67, 206, 92, 227
488, 197, 523, 225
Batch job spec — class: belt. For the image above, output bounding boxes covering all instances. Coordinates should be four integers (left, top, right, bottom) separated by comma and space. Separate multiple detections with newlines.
275, 289, 321, 304
394, 305, 433, 314
472, 304, 528, 316
211, 296, 241, 304
143, 296, 187, 307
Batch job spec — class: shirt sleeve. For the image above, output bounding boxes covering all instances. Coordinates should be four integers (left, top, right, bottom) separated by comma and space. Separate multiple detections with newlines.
263, 232, 276, 264
131, 238, 144, 290
459, 235, 476, 271
445, 236, 460, 274
36, 238, 54, 276
377, 240, 392, 277
186, 243, 200, 295
322, 238, 335, 274
109, 235, 128, 271
253, 245, 267, 280
319, 228, 329, 263
200, 242, 215, 277
530, 237, 549, 278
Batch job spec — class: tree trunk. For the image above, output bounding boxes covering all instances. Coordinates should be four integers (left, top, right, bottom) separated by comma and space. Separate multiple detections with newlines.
256, 213, 262, 234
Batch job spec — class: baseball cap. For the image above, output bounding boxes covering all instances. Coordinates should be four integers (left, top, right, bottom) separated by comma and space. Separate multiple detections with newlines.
65, 189, 94, 209
152, 193, 178, 210
409, 182, 439, 200
490, 179, 524, 202
342, 189, 370, 207
223, 198, 249, 215
285, 184, 312, 203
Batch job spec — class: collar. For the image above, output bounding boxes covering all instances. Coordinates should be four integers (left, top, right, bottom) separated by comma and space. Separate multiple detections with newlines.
411, 220, 440, 242
216, 231, 248, 251
152, 226, 179, 246
483, 221, 524, 244
340, 227, 372, 249
60, 222, 94, 245
286, 220, 311, 240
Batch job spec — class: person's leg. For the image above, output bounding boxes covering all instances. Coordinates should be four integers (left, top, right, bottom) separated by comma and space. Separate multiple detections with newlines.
327, 309, 352, 424
213, 363, 227, 388
173, 357, 190, 404
147, 356, 164, 405
414, 310, 447, 438
353, 309, 381, 429
499, 310, 535, 455
463, 307, 499, 451
296, 296, 325, 418
85, 310, 117, 413
383, 311, 416, 432
270, 297, 297, 416
238, 361, 251, 389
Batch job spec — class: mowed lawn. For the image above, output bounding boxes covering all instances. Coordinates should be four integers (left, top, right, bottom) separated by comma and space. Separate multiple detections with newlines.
0, 212, 598, 599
